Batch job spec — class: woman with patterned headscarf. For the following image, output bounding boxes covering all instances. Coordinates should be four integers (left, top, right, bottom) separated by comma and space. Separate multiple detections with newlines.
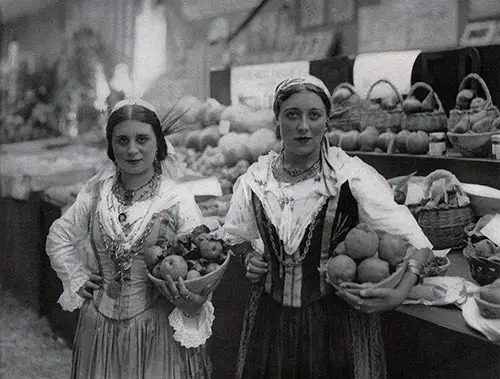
222, 75, 433, 378
46, 99, 214, 378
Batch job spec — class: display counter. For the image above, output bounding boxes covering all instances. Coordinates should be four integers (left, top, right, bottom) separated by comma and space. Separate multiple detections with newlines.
38, 178, 500, 379
0, 135, 107, 311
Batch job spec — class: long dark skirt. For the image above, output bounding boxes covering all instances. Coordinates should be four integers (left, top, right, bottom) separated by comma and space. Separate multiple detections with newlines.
236, 287, 386, 379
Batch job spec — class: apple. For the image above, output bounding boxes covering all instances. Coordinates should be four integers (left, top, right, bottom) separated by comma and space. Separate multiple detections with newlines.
159, 255, 188, 281
205, 262, 220, 274
144, 245, 164, 271
192, 232, 211, 248
151, 263, 162, 279
199, 239, 223, 260
186, 269, 202, 280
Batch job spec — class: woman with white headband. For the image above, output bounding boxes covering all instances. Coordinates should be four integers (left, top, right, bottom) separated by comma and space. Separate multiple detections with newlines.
222, 76, 433, 378
46, 99, 213, 378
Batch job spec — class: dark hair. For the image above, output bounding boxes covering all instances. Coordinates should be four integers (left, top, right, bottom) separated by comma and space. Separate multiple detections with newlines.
106, 104, 167, 162
273, 83, 331, 140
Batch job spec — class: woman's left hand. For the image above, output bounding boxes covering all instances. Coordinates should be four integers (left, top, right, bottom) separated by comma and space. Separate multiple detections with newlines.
335, 286, 406, 314
163, 275, 214, 316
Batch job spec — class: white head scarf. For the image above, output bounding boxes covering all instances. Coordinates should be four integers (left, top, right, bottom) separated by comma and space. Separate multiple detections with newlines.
94, 98, 180, 182
273, 75, 338, 197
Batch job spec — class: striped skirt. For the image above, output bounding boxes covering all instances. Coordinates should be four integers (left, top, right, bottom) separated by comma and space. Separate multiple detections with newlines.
71, 300, 212, 379
236, 287, 386, 379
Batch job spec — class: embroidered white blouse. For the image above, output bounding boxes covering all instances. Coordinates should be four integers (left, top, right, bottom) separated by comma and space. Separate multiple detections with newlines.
46, 172, 214, 348
223, 146, 432, 254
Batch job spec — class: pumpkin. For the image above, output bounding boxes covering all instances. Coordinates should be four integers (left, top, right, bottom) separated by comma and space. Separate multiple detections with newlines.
406, 131, 429, 154
201, 98, 226, 126
395, 130, 410, 153
218, 132, 252, 166
358, 127, 379, 152
327, 129, 343, 147
376, 130, 397, 153
199, 125, 221, 151
173, 96, 205, 124
339, 130, 360, 151
247, 128, 277, 161
185, 130, 203, 150
221, 106, 275, 134
402, 97, 422, 114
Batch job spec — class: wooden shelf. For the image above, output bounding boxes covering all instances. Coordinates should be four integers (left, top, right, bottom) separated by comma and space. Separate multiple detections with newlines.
348, 151, 500, 190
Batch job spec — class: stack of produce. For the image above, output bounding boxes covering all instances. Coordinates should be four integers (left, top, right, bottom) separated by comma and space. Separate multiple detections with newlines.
146, 224, 230, 291
168, 96, 279, 194
447, 73, 500, 157
325, 224, 408, 286
463, 214, 500, 285
394, 169, 475, 249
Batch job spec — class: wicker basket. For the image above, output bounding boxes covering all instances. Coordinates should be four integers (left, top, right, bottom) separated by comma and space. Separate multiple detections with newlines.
402, 82, 448, 132
409, 204, 475, 250
359, 79, 404, 133
463, 241, 500, 285
329, 83, 364, 132
447, 130, 500, 158
447, 73, 500, 132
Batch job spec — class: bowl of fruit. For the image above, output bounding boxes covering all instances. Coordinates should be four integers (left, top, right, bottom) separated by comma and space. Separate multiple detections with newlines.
324, 223, 414, 292
146, 224, 231, 295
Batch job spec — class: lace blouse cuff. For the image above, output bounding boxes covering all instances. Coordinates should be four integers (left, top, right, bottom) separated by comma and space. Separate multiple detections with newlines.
57, 275, 88, 312
169, 301, 215, 348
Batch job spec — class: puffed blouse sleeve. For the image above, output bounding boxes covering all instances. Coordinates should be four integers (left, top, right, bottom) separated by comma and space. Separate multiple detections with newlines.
344, 156, 433, 250
45, 181, 97, 312
221, 175, 261, 245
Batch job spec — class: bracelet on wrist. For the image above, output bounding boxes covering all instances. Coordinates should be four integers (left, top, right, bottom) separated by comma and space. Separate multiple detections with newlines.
407, 259, 423, 284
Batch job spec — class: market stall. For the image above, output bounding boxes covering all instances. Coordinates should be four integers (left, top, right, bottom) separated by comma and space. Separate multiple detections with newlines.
4, 46, 500, 378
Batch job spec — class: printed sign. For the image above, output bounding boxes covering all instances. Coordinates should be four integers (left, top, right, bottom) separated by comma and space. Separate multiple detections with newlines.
230, 61, 310, 110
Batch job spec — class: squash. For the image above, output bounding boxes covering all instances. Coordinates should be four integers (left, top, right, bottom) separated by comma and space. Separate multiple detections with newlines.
221, 106, 275, 134
395, 130, 410, 153
420, 91, 436, 112
218, 132, 252, 166
471, 117, 494, 133
247, 128, 278, 161
456, 89, 475, 110
199, 125, 221, 151
339, 130, 360, 151
406, 131, 429, 154
201, 98, 226, 126
470, 97, 486, 110
402, 97, 422, 114
358, 127, 379, 152
327, 129, 344, 147
376, 130, 397, 153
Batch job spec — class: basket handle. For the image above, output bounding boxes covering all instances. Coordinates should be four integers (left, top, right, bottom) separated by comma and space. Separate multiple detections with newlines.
406, 82, 444, 112
365, 78, 404, 105
332, 82, 358, 97
457, 73, 493, 105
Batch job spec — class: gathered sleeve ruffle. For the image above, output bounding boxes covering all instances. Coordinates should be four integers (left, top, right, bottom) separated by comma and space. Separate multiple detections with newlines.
167, 188, 216, 348
221, 176, 261, 246
45, 181, 97, 312
345, 156, 433, 250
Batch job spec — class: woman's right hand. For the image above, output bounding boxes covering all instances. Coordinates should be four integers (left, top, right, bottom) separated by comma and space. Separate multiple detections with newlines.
246, 254, 268, 284
77, 273, 103, 299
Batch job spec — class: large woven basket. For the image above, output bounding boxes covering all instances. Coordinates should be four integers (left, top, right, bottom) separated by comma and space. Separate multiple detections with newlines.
328, 83, 364, 132
359, 79, 404, 133
447, 73, 500, 131
409, 204, 475, 250
402, 82, 448, 132
463, 241, 500, 285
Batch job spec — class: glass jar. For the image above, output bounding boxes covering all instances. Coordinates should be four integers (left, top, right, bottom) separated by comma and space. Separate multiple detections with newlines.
491, 134, 500, 160
428, 132, 447, 156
